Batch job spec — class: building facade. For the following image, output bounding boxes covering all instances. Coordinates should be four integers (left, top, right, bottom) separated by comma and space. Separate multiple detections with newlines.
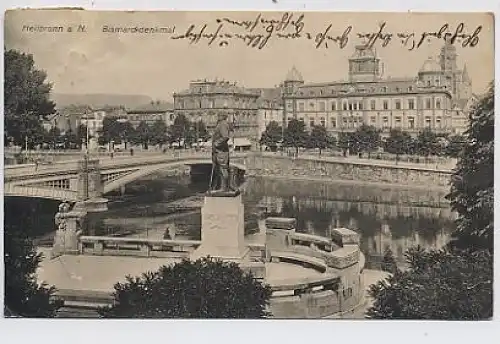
124, 101, 174, 128
281, 42, 472, 138
252, 88, 284, 140
173, 79, 261, 140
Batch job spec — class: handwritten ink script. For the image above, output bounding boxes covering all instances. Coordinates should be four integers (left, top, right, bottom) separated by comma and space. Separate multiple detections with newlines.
170, 12, 483, 51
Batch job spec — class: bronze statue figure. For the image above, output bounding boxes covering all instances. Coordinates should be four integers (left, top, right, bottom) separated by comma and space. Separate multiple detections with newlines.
209, 113, 236, 194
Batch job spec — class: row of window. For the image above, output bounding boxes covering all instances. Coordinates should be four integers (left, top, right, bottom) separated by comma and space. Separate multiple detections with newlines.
176, 98, 257, 110
294, 97, 443, 112
290, 115, 445, 129
289, 85, 418, 97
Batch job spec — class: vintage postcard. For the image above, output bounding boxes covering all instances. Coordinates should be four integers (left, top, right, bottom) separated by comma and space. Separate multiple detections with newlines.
3, 9, 494, 319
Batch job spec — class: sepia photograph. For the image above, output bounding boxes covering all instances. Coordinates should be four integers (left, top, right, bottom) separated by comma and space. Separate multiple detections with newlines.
3, 9, 494, 319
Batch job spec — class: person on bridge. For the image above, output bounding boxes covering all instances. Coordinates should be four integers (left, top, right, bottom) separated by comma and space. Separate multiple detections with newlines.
210, 113, 233, 192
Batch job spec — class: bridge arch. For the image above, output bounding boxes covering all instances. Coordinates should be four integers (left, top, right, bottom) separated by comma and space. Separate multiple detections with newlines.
102, 159, 246, 195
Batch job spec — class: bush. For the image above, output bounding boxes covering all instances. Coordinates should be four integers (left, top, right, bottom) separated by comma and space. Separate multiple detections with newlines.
98, 257, 272, 318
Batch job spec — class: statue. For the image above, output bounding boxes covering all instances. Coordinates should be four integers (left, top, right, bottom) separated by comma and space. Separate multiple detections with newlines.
209, 113, 238, 195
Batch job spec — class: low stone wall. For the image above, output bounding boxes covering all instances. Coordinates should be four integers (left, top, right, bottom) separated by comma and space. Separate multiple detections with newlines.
245, 154, 453, 188
265, 227, 364, 318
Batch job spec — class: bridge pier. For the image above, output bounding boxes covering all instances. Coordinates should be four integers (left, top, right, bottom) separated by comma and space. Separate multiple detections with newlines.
52, 155, 109, 257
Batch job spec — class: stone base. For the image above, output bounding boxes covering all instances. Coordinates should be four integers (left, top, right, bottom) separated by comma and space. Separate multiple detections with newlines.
73, 198, 108, 213
191, 193, 247, 261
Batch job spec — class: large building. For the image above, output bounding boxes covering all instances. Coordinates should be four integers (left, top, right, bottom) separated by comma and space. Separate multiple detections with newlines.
173, 79, 261, 140
125, 101, 174, 128
281, 41, 472, 137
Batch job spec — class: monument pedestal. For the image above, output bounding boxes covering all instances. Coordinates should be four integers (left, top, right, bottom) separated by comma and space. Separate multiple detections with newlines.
51, 210, 87, 258
191, 192, 250, 261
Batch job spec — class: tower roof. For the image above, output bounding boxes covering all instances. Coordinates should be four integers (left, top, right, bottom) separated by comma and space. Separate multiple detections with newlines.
462, 63, 471, 82
419, 57, 441, 73
285, 66, 303, 82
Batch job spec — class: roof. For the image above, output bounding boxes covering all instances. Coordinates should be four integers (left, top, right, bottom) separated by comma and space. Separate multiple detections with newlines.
249, 87, 283, 108
175, 80, 259, 97
290, 77, 430, 97
419, 57, 441, 73
285, 66, 304, 82
127, 101, 173, 113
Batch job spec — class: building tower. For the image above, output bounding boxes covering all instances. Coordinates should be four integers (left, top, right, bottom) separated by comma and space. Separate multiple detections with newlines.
439, 40, 459, 97
348, 45, 381, 82
282, 66, 304, 125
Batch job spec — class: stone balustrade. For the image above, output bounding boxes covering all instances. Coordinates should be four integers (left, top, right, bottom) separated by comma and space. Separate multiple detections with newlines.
266, 228, 362, 271
79, 235, 201, 258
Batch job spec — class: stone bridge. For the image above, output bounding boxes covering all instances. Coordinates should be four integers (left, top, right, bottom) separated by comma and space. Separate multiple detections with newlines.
4, 151, 249, 202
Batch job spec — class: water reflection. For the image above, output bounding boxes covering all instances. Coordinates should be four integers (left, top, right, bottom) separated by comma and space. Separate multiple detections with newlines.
4, 170, 455, 266
101, 173, 456, 263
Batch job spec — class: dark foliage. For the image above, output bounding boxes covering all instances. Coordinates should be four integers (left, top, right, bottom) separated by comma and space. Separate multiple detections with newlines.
4, 224, 59, 317
4, 49, 56, 147
446, 84, 494, 252
367, 247, 492, 320
98, 257, 272, 318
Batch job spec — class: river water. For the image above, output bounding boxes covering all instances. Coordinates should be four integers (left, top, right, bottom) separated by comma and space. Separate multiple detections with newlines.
98, 171, 456, 265
4, 170, 456, 266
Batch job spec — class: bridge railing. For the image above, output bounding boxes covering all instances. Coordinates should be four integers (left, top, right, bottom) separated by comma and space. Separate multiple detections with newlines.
79, 235, 202, 258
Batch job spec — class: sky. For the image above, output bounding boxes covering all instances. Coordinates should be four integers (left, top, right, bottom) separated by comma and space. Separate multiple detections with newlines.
4, 10, 494, 101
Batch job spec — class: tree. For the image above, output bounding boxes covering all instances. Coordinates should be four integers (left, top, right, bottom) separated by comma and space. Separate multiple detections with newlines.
4, 224, 60, 317
381, 247, 398, 274
259, 121, 282, 151
308, 125, 330, 156
366, 247, 492, 320
168, 114, 192, 148
4, 49, 56, 147
446, 84, 494, 252
444, 134, 466, 158
43, 126, 62, 149
133, 121, 151, 149
98, 117, 123, 145
283, 119, 308, 155
416, 128, 440, 159
194, 120, 209, 141
353, 124, 381, 158
384, 128, 413, 162
337, 132, 350, 157
149, 120, 168, 147
98, 258, 272, 318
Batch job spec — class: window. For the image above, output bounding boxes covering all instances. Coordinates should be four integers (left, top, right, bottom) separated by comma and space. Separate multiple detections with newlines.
320, 117, 326, 127
383, 100, 388, 110
319, 102, 326, 111
436, 98, 441, 109
299, 117, 304, 123
436, 117, 442, 128
370, 100, 376, 110
408, 99, 415, 110
331, 102, 337, 111
425, 98, 431, 109
331, 118, 337, 128
408, 86, 413, 92
359, 102, 363, 110
383, 116, 389, 127
395, 100, 401, 110
299, 102, 305, 111
370, 116, 376, 123
408, 117, 415, 129
343, 102, 348, 111
425, 117, 431, 127
349, 103, 353, 111
395, 117, 401, 127
353, 102, 357, 110
309, 102, 315, 109
309, 119, 315, 127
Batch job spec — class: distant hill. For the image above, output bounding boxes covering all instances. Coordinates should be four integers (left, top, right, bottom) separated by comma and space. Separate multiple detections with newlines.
51, 93, 156, 110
